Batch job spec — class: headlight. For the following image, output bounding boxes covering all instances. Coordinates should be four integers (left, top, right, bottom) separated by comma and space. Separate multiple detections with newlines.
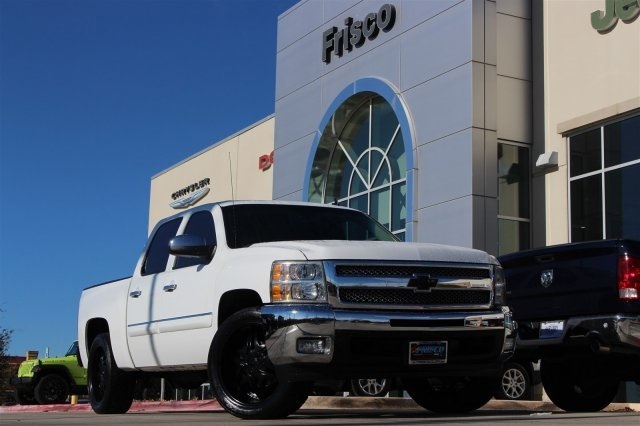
491, 262, 506, 306
271, 261, 327, 303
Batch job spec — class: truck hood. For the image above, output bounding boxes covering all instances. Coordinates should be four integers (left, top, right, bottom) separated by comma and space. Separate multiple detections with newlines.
251, 240, 494, 264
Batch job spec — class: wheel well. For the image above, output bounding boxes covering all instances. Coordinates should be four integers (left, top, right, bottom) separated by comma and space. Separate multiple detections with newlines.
218, 289, 263, 326
33, 366, 72, 386
85, 318, 110, 357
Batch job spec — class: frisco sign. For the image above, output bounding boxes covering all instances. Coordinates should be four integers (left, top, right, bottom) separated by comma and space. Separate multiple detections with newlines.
322, 4, 396, 63
591, 0, 640, 32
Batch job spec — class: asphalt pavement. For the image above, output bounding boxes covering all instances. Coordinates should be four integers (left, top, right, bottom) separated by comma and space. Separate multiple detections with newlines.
1, 397, 639, 414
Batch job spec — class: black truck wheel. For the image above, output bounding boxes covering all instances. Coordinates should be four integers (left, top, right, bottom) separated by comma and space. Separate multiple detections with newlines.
350, 378, 391, 397
209, 308, 309, 419
87, 333, 134, 414
34, 373, 69, 404
405, 377, 496, 413
541, 358, 619, 412
496, 362, 531, 400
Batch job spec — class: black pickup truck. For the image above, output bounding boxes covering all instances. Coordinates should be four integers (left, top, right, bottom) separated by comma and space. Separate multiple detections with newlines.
499, 239, 640, 411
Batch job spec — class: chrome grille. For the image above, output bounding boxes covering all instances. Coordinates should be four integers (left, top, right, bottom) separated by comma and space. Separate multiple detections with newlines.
335, 264, 490, 279
339, 287, 491, 306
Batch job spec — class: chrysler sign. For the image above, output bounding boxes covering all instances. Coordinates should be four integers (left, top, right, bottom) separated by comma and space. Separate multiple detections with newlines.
170, 178, 211, 209
322, 4, 396, 63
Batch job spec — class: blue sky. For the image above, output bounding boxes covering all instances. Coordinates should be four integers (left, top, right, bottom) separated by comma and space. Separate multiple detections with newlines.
0, 0, 298, 358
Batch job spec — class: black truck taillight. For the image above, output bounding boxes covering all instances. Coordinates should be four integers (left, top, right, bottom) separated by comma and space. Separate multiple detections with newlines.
618, 255, 640, 301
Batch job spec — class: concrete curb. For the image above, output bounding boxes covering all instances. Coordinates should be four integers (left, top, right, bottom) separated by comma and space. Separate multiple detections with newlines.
1, 397, 638, 414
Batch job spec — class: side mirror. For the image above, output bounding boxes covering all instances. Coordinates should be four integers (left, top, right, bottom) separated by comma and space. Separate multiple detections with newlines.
169, 234, 215, 259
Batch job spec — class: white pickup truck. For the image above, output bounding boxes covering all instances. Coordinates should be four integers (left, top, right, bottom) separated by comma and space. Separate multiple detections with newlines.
78, 201, 515, 419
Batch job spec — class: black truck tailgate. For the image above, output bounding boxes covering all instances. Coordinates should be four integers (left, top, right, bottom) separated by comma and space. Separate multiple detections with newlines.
499, 239, 640, 322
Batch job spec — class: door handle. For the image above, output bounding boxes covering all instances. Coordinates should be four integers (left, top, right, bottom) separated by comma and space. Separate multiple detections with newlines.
163, 283, 178, 292
129, 290, 142, 298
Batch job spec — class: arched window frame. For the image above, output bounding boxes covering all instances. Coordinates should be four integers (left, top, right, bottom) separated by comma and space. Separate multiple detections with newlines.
303, 78, 415, 241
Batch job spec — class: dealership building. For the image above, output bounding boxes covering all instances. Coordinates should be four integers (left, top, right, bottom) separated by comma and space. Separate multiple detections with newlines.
151, 0, 639, 257
148, 0, 639, 400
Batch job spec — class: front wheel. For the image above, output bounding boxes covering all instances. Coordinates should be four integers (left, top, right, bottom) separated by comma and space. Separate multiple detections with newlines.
209, 308, 309, 419
405, 377, 496, 414
495, 362, 531, 400
87, 333, 134, 414
350, 378, 391, 397
541, 358, 618, 412
34, 373, 69, 404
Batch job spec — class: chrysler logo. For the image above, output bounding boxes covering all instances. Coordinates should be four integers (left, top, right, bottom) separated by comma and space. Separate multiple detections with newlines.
540, 270, 554, 288
170, 187, 210, 209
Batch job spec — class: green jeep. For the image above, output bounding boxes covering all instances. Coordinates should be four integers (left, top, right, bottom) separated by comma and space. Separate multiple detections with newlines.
10, 341, 87, 405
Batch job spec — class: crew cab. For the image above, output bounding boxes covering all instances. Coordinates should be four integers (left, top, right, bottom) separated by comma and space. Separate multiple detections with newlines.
500, 239, 640, 411
78, 201, 515, 419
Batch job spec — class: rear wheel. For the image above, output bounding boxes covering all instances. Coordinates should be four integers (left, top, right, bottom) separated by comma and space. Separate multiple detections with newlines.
541, 358, 618, 412
34, 373, 68, 404
209, 308, 309, 419
87, 333, 134, 414
405, 377, 496, 413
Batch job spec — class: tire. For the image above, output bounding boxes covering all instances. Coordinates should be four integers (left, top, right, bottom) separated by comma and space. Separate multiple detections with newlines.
496, 362, 531, 400
87, 333, 134, 414
405, 377, 496, 414
14, 388, 36, 405
541, 358, 618, 412
209, 308, 309, 419
34, 373, 69, 404
350, 378, 391, 397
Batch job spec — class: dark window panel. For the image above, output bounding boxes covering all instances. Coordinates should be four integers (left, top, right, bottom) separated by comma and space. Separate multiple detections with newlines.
570, 175, 602, 242
570, 127, 601, 177
605, 164, 640, 240
604, 115, 640, 168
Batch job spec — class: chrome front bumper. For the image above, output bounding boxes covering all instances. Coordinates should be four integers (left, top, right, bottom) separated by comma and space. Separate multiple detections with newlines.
261, 304, 515, 375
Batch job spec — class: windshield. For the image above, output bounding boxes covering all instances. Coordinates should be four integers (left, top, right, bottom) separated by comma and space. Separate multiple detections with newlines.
65, 341, 78, 357
222, 204, 398, 248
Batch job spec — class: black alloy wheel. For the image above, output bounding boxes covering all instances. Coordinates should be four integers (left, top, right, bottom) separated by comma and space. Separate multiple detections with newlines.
87, 333, 134, 414
209, 308, 309, 419
34, 374, 68, 404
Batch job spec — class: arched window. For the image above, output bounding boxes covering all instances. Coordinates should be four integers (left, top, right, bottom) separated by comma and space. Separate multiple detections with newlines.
308, 94, 407, 240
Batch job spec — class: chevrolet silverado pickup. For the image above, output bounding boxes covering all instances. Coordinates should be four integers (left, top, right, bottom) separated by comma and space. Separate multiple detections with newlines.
500, 239, 640, 411
78, 201, 515, 419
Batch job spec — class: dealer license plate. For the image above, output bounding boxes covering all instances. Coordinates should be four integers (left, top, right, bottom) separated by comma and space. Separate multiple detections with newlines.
540, 320, 564, 339
409, 341, 448, 365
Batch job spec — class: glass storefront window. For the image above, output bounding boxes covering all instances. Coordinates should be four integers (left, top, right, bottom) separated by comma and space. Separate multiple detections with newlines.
569, 114, 640, 242
605, 164, 640, 240
570, 175, 603, 241
498, 143, 530, 255
570, 127, 601, 177
309, 95, 407, 240
498, 219, 530, 257
604, 115, 640, 168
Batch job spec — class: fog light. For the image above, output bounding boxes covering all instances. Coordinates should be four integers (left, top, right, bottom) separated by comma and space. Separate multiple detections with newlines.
297, 338, 327, 354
